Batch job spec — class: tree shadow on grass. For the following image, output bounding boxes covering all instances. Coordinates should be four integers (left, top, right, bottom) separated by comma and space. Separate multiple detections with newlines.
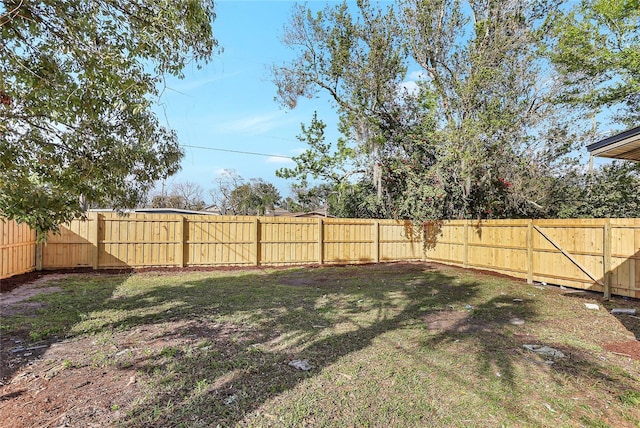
419, 284, 640, 426
79, 264, 499, 426
74, 264, 584, 427
4, 264, 638, 426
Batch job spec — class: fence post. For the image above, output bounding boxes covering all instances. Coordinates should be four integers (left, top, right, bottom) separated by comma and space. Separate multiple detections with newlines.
603, 219, 612, 299
317, 218, 324, 265
176, 216, 186, 268
422, 221, 428, 262
90, 212, 100, 270
253, 218, 260, 266
373, 220, 380, 263
527, 220, 533, 284
463, 220, 469, 268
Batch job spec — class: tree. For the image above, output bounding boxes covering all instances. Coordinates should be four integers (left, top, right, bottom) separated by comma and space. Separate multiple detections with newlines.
209, 169, 244, 215
171, 181, 206, 210
273, 0, 573, 221
210, 171, 281, 215
555, 161, 640, 218
547, 0, 640, 126
150, 194, 185, 209
228, 179, 281, 215
0, 0, 218, 235
276, 112, 361, 213
251, 180, 281, 215
149, 181, 206, 210
273, 1, 417, 213
283, 183, 334, 214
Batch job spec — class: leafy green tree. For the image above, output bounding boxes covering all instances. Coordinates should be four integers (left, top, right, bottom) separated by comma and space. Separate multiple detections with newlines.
0, 0, 218, 235
274, 0, 573, 221
273, 1, 419, 212
251, 180, 281, 215
547, 0, 640, 126
556, 162, 640, 218
276, 112, 361, 212
224, 177, 281, 216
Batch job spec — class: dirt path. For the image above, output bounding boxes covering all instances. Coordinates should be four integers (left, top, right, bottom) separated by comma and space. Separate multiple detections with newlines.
0, 274, 82, 319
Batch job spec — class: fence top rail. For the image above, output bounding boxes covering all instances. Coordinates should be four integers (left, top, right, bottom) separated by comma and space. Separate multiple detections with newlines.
92, 214, 640, 226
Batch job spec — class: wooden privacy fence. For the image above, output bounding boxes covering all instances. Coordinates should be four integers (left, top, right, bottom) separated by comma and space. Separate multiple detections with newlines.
2, 214, 640, 299
424, 218, 640, 299
40, 212, 423, 270
1, 219, 37, 280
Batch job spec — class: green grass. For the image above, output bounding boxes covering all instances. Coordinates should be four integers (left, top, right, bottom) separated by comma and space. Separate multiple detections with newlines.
3, 263, 640, 427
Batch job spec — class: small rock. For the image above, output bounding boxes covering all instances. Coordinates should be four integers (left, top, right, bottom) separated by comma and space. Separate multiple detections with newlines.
288, 359, 313, 371
509, 318, 525, 325
584, 303, 600, 310
523, 344, 565, 358
611, 308, 637, 315
25, 345, 47, 351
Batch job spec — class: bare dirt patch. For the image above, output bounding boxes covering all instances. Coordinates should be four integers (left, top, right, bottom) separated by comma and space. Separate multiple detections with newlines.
0, 268, 103, 294
603, 341, 640, 361
0, 318, 267, 428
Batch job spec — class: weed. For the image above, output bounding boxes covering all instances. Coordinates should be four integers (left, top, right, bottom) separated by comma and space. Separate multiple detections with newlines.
580, 415, 613, 428
620, 390, 640, 406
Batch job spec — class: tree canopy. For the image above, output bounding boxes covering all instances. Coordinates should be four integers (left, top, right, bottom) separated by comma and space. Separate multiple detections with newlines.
210, 170, 282, 216
149, 181, 206, 211
273, 0, 580, 221
0, 0, 218, 235
547, 0, 640, 126
273, 0, 640, 220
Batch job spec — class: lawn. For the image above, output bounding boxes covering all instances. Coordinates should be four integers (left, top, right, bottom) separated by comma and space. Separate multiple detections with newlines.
1, 262, 640, 427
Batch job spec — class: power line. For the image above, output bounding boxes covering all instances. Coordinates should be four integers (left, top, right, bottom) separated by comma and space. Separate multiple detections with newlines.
180, 144, 293, 159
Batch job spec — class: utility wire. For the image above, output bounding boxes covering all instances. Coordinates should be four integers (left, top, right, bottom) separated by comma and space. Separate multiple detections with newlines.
180, 144, 293, 159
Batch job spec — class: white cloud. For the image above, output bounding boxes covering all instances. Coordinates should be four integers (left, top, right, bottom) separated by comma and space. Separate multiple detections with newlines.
400, 70, 427, 96
167, 72, 242, 93
408, 70, 427, 81
400, 80, 419, 95
214, 168, 235, 177
214, 111, 295, 135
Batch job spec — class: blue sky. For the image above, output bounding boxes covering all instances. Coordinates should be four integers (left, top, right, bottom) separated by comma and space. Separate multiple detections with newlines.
154, 0, 343, 202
